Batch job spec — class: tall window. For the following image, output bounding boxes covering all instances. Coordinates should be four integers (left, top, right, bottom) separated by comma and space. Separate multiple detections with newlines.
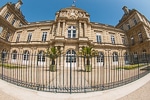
112, 52, 118, 62
124, 52, 129, 64
2, 50, 7, 60
133, 18, 137, 25
133, 52, 138, 62
111, 35, 115, 44
68, 26, 76, 38
16, 33, 20, 42
0, 26, 3, 34
127, 23, 130, 29
122, 37, 125, 45
12, 50, 17, 60
19, 23, 23, 27
12, 19, 16, 25
131, 36, 134, 45
138, 33, 143, 42
97, 52, 104, 62
66, 50, 76, 63
5, 12, 10, 20
142, 50, 147, 60
27, 33, 32, 42
96, 34, 102, 43
37, 51, 45, 62
6, 33, 10, 41
42, 32, 47, 42
23, 50, 29, 61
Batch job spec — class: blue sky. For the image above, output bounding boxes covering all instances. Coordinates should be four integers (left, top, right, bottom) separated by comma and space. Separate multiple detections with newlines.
0, 0, 150, 26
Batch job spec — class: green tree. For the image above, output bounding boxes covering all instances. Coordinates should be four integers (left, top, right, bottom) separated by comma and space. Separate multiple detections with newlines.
78, 46, 98, 71
45, 46, 62, 71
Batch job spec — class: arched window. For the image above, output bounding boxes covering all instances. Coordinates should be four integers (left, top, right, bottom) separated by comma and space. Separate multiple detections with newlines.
97, 52, 104, 62
131, 36, 134, 45
12, 50, 17, 60
66, 50, 76, 63
133, 52, 138, 59
37, 51, 45, 62
23, 50, 29, 61
142, 50, 147, 60
138, 33, 143, 42
6, 33, 11, 41
124, 52, 129, 64
132, 52, 138, 63
112, 52, 118, 62
2, 50, 7, 60
68, 26, 76, 38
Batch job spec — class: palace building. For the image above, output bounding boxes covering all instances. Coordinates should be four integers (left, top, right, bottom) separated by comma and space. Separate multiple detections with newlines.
0, 0, 150, 67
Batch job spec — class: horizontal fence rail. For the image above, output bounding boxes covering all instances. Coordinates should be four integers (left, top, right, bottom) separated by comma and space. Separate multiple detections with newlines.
0, 53, 150, 93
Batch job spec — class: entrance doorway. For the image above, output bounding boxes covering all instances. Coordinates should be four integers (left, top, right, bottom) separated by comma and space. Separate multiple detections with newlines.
65, 50, 76, 67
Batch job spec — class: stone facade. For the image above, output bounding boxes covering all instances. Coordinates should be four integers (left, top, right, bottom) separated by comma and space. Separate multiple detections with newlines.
0, 1, 150, 67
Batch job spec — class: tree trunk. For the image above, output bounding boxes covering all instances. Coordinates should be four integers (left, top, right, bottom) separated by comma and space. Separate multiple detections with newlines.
87, 58, 90, 65
52, 59, 55, 65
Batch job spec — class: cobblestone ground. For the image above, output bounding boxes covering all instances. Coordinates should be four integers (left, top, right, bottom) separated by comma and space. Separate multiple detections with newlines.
118, 80, 150, 100
0, 90, 19, 100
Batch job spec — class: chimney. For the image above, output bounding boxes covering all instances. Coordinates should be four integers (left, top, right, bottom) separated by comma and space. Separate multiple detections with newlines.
15, 0, 23, 9
122, 6, 129, 15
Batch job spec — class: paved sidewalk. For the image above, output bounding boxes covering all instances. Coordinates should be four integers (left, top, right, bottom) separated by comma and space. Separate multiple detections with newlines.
0, 73, 150, 100
0, 90, 19, 100
118, 80, 150, 100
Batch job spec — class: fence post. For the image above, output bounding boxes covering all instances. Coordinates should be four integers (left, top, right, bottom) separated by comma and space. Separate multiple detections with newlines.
1, 52, 4, 80
70, 55, 72, 94
137, 55, 140, 79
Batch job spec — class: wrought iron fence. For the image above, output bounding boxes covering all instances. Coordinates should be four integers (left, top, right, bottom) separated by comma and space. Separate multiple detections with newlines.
0, 53, 150, 93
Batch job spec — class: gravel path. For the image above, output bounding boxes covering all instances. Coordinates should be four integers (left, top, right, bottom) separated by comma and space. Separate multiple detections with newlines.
118, 80, 150, 100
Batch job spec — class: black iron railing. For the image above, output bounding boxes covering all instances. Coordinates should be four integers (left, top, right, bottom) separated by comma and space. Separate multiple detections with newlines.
0, 53, 150, 93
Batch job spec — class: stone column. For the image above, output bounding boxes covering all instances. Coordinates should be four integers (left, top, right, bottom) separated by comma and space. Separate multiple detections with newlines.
83, 23, 87, 37
18, 47, 23, 65
60, 46, 64, 68
104, 49, 111, 68
62, 22, 65, 36
79, 22, 81, 37
78, 47, 84, 69
57, 22, 60, 36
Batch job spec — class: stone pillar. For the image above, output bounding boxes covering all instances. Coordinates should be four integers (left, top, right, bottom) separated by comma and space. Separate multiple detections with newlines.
51, 24, 55, 35
84, 23, 87, 37
60, 46, 64, 68
57, 22, 60, 36
18, 47, 23, 65
104, 49, 111, 68
78, 47, 84, 69
79, 22, 81, 37
62, 22, 65, 36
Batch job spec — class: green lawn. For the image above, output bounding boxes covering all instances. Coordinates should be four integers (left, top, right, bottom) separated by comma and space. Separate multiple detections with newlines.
0, 63, 24, 69
116, 64, 147, 70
